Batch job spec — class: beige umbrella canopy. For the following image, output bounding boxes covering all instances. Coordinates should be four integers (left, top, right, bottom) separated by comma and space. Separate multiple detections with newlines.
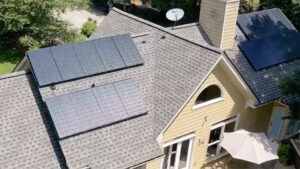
220, 129, 279, 164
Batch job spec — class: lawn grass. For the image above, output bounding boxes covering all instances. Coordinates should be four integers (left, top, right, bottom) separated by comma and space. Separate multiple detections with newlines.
0, 45, 24, 75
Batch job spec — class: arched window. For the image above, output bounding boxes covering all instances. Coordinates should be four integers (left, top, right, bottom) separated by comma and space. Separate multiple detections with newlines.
193, 85, 223, 109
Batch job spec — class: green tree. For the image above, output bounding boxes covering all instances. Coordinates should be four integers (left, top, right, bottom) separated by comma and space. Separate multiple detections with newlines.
239, 0, 254, 14
279, 68, 300, 119
259, 0, 300, 31
0, 0, 88, 50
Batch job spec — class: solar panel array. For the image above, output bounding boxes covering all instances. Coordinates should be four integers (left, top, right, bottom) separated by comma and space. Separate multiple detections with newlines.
239, 32, 300, 70
28, 34, 143, 86
46, 79, 147, 139
237, 8, 296, 40
237, 9, 300, 70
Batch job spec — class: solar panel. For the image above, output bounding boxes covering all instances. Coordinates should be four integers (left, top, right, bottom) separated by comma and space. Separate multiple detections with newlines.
72, 41, 106, 75
93, 37, 125, 71
114, 79, 147, 117
45, 79, 147, 139
51, 45, 85, 80
92, 83, 128, 122
237, 9, 297, 40
46, 94, 80, 138
28, 34, 144, 87
239, 32, 300, 70
27, 48, 62, 86
113, 35, 144, 67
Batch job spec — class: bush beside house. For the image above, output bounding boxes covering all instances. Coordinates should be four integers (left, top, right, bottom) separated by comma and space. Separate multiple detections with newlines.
81, 19, 97, 37
278, 143, 292, 165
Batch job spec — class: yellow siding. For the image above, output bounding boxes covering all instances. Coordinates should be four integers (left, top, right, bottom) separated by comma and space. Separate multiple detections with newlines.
238, 103, 274, 133
162, 64, 246, 168
160, 63, 276, 168
199, 0, 239, 50
200, 0, 226, 48
221, 1, 240, 49
146, 158, 162, 169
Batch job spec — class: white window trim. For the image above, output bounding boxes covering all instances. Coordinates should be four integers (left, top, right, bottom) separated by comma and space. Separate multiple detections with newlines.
205, 116, 239, 163
163, 133, 195, 148
192, 97, 224, 110
163, 134, 195, 169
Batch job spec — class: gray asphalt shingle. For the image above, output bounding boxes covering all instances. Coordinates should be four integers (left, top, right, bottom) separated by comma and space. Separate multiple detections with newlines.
0, 72, 64, 169
225, 26, 300, 104
3, 7, 298, 169
38, 9, 221, 168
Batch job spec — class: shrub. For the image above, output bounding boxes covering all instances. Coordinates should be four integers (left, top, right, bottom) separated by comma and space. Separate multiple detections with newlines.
278, 143, 292, 165
81, 19, 97, 37
64, 32, 87, 44
19, 36, 40, 50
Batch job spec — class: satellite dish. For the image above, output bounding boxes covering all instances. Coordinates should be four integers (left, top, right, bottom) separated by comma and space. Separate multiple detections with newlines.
166, 8, 184, 22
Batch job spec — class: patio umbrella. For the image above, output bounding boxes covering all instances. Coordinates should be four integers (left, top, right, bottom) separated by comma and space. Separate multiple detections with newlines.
220, 129, 279, 164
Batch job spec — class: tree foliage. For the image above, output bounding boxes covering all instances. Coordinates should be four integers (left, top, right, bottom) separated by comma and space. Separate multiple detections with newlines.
81, 19, 97, 37
279, 68, 300, 119
239, 0, 254, 14
259, 0, 300, 31
0, 0, 88, 51
151, 0, 201, 20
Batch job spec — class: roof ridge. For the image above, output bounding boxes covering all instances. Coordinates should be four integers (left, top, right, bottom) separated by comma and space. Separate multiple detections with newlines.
0, 71, 27, 80
238, 8, 279, 16
111, 8, 222, 54
169, 22, 199, 29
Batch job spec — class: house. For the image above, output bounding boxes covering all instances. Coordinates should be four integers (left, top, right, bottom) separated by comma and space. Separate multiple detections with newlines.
2, 0, 300, 168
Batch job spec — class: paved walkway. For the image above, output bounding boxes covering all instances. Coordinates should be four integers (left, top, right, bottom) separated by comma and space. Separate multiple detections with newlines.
60, 7, 106, 32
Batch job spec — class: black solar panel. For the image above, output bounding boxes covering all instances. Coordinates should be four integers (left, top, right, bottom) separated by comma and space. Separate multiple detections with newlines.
45, 79, 147, 139
237, 8, 296, 40
51, 44, 86, 80
113, 35, 144, 67
239, 31, 300, 70
72, 41, 106, 75
27, 48, 62, 86
28, 34, 143, 87
93, 37, 125, 70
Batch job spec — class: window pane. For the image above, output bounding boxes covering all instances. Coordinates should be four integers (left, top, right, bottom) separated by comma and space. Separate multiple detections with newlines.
163, 147, 170, 169
209, 127, 221, 143
170, 153, 176, 167
206, 144, 218, 159
172, 143, 177, 152
196, 85, 221, 104
225, 122, 235, 133
179, 140, 190, 169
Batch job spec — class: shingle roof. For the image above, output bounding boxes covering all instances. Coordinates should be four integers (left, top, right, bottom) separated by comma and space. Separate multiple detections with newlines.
225, 25, 300, 104
0, 71, 65, 169
4, 6, 298, 169
90, 8, 218, 52
37, 25, 220, 168
170, 23, 212, 45
165, 8, 300, 105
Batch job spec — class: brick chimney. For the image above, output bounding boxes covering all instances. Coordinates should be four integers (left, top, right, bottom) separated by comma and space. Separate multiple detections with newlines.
200, 0, 240, 50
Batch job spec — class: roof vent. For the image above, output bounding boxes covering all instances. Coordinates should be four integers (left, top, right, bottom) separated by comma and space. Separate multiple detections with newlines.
91, 83, 95, 88
50, 83, 56, 90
